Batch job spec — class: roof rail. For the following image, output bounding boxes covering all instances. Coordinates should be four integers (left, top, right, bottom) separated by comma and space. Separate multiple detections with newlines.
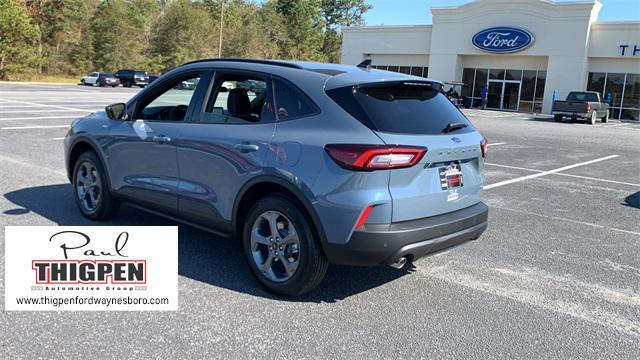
180, 58, 304, 69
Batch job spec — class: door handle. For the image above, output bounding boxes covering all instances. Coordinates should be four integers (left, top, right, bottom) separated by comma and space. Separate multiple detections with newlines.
152, 135, 171, 144
234, 143, 259, 152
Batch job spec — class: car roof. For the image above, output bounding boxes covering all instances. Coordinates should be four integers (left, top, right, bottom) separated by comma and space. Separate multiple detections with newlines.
179, 58, 441, 90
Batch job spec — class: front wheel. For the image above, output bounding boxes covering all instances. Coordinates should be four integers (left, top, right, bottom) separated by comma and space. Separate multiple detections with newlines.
242, 195, 328, 296
554, 114, 562, 122
72, 151, 120, 220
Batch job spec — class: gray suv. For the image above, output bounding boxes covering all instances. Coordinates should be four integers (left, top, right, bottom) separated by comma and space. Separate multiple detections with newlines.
64, 59, 488, 296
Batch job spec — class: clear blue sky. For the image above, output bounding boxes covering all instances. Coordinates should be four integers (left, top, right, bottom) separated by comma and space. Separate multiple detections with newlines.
363, 0, 640, 25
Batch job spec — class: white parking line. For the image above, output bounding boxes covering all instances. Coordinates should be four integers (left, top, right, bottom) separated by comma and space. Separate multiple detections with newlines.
486, 142, 506, 147
604, 123, 629, 128
493, 205, 640, 237
485, 162, 640, 187
0, 98, 96, 112
1, 124, 69, 130
1, 109, 98, 113
0, 116, 76, 121
53, 137, 65, 140
483, 155, 620, 190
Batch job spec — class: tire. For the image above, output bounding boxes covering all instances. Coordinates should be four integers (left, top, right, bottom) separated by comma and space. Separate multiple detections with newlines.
98, 81, 104, 87
242, 194, 329, 296
80, 79, 85, 85
124, 80, 132, 88
554, 114, 562, 122
72, 151, 120, 221
589, 111, 597, 125
601, 110, 609, 123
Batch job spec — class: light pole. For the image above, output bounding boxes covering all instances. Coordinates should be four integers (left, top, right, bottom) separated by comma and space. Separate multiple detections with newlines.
218, 0, 225, 58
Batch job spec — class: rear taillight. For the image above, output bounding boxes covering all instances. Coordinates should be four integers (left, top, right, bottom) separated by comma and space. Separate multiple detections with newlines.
586, 103, 591, 111
325, 144, 426, 171
480, 138, 488, 160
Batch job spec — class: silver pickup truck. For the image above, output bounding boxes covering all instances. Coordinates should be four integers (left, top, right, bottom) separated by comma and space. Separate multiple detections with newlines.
552, 91, 609, 125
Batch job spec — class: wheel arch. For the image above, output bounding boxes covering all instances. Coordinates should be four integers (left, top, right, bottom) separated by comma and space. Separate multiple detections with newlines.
232, 176, 328, 248
67, 137, 111, 189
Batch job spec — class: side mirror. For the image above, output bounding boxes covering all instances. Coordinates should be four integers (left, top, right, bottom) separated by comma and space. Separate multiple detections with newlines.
105, 103, 127, 120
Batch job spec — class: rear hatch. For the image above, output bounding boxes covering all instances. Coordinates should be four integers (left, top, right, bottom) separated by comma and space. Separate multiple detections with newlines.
327, 80, 485, 222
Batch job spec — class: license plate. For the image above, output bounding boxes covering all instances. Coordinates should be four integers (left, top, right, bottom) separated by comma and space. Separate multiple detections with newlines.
439, 164, 463, 190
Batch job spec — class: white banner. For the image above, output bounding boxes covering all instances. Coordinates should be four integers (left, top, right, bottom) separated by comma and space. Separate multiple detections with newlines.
4, 226, 178, 311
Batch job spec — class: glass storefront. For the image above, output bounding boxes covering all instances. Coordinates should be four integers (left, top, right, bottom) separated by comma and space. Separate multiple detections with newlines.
373, 65, 429, 78
588, 72, 640, 120
462, 67, 546, 112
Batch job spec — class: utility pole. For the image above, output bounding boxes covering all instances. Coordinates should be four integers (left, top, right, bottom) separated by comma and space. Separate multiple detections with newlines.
218, 0, 225, 58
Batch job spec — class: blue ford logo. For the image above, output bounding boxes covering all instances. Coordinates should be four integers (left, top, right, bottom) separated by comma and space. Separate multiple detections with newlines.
472, 27, 534, 53
451, 137, 462, 143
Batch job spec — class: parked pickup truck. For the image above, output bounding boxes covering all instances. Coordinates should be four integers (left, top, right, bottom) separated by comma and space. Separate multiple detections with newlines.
552, 91, 609, 124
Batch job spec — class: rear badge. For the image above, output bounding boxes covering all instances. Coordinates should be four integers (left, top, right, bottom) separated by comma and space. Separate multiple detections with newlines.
447, 190, 459, 202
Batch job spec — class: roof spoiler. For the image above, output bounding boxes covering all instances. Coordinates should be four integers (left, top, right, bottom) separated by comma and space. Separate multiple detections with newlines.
357, 59, 372, 70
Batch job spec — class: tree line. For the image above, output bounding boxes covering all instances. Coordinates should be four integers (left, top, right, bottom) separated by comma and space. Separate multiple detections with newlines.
0, 0, 370, 79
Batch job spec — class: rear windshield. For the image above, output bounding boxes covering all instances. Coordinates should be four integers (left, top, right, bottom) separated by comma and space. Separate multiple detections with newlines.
567, 92, 599, 102
326, 82, 473, 135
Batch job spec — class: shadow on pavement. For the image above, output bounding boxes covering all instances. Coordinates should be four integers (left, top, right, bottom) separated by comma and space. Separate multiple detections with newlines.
4, 184, 412, 302
622, 191, 639, 209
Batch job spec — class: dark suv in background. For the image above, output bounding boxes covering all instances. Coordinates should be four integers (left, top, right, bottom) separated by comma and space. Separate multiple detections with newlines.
114, 69, 149, 87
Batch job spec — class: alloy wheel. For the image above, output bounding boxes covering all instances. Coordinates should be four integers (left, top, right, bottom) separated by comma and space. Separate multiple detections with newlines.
75, 161, 102, 213
250, 210, 301, 283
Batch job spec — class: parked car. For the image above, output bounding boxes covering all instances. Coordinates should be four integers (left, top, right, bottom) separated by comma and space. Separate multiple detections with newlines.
114, 69, 149, 87
148, 75, 160, 83
237, 79, 267, 93
175, 77, 200, 90
80, 72, 120, 87
64, 59, 488, 296
552, 91, 609, 124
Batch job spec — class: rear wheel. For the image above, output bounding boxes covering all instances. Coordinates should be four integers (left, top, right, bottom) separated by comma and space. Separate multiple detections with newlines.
589, 111, 597, 125
124, 80, 132, 88
242, 194, 328, 296
72, 151, 120, 220
601, 110, 609, 123
553, 114, 562, 122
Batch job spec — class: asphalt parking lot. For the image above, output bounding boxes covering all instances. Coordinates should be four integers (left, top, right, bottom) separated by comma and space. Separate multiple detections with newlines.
0, 83, 639, 359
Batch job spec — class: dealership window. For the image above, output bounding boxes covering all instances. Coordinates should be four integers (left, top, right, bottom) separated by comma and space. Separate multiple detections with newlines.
587, 72, 640, 120
373, 65, 428, 78
462, 67, 546, 113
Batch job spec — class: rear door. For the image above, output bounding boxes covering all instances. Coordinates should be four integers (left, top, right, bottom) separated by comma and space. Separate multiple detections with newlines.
327, 81, 485, 222
176, 69, 276, 228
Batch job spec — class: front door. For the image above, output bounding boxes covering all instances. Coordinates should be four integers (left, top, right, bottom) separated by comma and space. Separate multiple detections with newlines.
106, 72, 205, 215
486, 80, 521, 111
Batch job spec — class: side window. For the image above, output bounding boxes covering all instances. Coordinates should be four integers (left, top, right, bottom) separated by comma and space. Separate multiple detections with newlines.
136, 75, 201, 121
203, 74, 274, 124
273, 78, 318, 120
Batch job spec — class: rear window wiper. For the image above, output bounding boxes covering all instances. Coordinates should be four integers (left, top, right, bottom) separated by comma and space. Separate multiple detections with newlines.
441, 122, 468, 134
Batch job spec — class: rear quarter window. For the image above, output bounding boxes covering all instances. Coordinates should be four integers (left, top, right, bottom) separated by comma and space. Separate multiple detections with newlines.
327, 82, 473, 135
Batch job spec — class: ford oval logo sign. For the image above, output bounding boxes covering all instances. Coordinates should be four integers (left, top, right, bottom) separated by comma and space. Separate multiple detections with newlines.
472, 27, 534, 53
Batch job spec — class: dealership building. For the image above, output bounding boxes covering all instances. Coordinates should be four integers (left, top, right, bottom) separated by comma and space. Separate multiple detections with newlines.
341, 0, 640, 120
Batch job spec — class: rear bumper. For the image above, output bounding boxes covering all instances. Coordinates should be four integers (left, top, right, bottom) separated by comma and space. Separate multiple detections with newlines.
323, 202, 488, 266
552, 111, 588, 118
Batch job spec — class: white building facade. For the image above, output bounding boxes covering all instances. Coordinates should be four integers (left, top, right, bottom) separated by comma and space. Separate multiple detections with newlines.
341, 0, 640, 120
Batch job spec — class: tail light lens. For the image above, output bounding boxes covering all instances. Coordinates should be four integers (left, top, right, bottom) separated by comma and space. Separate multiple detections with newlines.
586, 103, 591, 111
325, 144, 426, 171
480, 137, 488, 160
